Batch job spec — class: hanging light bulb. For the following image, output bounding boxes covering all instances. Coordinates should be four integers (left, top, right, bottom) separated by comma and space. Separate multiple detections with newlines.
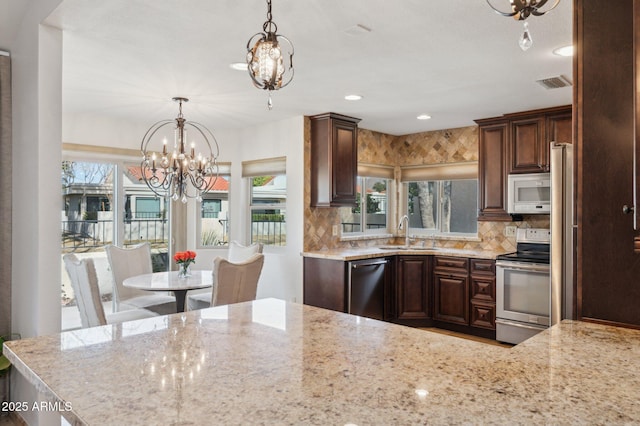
246, 0, 295, 109
486, 0, 561, 51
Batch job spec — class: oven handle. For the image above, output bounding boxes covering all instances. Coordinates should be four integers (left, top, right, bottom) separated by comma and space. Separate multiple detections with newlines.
495, 318, 548, 331
495, 260, 550, 273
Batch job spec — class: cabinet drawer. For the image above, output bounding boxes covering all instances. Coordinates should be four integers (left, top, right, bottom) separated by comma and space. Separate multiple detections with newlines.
470, 259, 495, 276
470, 276, 496, 302
470, 301, 496, 330
434, 256, 469, 273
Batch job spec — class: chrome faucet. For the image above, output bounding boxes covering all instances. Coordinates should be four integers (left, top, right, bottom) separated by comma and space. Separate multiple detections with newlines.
398, 214, 410, 247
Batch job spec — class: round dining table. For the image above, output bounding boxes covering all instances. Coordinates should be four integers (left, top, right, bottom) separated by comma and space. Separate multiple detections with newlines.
123, 270, 213, 313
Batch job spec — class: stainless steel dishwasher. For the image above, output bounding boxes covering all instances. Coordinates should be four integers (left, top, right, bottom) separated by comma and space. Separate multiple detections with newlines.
348, 258, 389, 320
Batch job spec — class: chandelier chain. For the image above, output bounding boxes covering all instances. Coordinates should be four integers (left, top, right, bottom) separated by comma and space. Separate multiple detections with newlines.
263, 0, 277, 33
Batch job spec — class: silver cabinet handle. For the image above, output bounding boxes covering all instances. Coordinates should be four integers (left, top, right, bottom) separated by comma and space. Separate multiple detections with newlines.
352, 259, 388, 269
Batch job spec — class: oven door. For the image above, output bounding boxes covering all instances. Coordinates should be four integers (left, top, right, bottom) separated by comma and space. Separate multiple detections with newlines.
496, 260, 551, 326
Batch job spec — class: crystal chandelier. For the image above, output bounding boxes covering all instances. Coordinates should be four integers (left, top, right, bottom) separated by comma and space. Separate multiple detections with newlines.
486, 0, 561, 51
246, 0, 294, 109
140, 97, 219, 203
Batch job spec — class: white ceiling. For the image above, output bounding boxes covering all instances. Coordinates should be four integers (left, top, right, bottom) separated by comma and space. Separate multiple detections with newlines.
17, 0, 573, 136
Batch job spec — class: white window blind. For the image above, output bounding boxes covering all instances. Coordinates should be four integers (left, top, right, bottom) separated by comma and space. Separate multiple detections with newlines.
357, 163, 395, 179
400, 161, 478, 182
242, 156, 286, 177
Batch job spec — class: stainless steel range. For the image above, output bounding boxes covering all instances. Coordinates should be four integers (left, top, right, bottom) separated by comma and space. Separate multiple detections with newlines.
495, 228, 551, 345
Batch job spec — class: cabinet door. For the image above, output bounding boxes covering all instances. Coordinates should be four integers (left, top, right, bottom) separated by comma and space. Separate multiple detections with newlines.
509, 116, 545, 174
547, 112, 572, 145
396, 256, 430, 320
310, 113, 360, 207
331, 119, 358, 205
478, 121, 511, 221
433, 273, 469, 325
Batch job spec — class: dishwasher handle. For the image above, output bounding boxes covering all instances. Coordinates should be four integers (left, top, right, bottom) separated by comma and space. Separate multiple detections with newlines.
351, 259, 388, 269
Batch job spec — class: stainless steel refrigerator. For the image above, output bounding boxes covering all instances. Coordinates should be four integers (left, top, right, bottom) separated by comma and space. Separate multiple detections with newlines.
550, 142, 575, 324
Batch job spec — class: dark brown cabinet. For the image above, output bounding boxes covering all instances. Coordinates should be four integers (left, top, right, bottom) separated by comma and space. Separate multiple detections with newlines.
509, 116, 545, 174
433, 256, 469, 325
469, 259, 496, 330
304, 254, 496, 337
508, 106, 573, 174
476, 120, 511, 221
310, 113, 360, 207
303, 257, 347, 312
396, 256, 431, 321
476, 106, 572, 221
303, 256, 392, 321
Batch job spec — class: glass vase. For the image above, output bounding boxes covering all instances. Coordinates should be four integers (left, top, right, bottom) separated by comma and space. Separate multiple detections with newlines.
178, 263, 192, 278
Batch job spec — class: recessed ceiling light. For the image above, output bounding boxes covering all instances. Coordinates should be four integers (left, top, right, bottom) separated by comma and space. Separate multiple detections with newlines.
344, 94, 362, 101
417, 114, 431, 120
553, 45, 573, 57
229, 62, 248, 71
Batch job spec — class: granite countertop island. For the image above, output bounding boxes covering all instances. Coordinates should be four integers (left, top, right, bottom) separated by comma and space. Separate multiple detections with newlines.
5, 298, 640, 424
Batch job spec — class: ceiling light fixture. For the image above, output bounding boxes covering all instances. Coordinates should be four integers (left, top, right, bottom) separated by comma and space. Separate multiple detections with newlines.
486, 0, 561, 51
552, 45, 573, 57
345, 94, 362, 101
140, 97, 219, 203
417, 114, 432, 120
246, 0, 294, 110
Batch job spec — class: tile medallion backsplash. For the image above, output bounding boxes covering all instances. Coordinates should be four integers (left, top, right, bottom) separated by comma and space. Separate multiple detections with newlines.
303, 117, 548, 253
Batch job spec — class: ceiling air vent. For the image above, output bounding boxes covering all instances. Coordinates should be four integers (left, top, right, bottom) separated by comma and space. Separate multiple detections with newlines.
536, 75, 572, 90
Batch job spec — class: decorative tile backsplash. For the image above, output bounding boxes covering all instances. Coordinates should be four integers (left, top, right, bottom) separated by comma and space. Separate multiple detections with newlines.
303, 117, 549, 253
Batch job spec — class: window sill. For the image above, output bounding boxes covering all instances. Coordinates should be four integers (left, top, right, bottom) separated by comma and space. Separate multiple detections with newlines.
340, 233, 394, 242
409, 233, 481, 242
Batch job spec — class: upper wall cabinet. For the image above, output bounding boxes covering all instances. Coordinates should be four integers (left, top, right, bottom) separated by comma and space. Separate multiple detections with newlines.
310, 113, 361, 207
476, 119, 511, 221
475, 105, 572, 221
508, 106, 573, 174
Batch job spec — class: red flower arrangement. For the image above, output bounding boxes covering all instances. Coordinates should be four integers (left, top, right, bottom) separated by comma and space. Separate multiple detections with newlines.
174, 250, 197, 266
174, 251, 196, 277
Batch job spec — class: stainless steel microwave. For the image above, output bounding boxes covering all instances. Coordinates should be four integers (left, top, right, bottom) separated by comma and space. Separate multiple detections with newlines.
507, 173, 551, 214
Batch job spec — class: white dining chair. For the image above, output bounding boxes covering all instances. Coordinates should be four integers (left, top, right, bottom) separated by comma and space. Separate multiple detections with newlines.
188, 252, 264, 310
63, 254, 158, 328
187, 241, 263, 310
105, 242, 175, 315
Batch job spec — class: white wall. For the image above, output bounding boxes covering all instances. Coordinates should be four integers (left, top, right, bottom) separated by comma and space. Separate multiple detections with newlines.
9, 1, 64, 424
189, 116, 305, 303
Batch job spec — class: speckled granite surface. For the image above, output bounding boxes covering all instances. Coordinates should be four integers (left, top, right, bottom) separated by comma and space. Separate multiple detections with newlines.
302, 246, 505, 261
5, 299, 640, 425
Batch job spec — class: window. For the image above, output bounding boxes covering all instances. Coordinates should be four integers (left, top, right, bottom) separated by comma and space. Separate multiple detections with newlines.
198, 168, 231, 247
405, 179, 477, 235
243, 157, 287, 247
61, 156, 170, 323
135, 197, 161, 219
340, 176, 390, 234
249, 175, 286, 246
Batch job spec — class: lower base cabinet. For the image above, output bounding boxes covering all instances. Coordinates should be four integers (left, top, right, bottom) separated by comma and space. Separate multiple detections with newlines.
396, 256, 431, 321
304, 254, 496, 339
433, 273, 469, 325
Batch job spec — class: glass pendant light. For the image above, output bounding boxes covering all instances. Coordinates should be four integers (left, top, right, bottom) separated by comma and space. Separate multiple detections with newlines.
246, 0, 294, 109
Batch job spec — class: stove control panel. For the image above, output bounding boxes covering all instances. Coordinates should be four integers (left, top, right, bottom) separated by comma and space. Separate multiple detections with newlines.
516, 228, 551, 244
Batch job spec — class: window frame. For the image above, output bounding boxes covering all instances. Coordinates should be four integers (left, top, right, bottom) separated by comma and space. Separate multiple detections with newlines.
340, 175, 392, 237
196, 167, 231, 249
243, 157, 287, 247
403, 178, 478, 237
